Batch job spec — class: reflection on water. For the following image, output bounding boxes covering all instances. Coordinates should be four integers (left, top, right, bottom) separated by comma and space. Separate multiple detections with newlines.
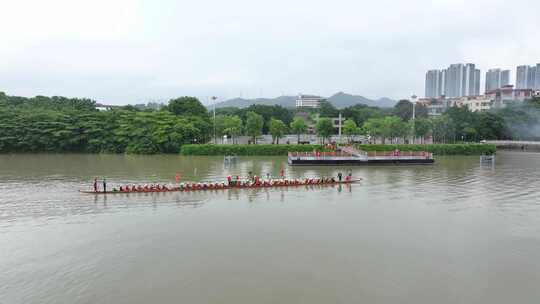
1, 151, 540, 304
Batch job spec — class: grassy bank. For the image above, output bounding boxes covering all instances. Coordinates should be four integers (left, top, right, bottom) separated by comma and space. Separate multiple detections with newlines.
357, 144, 496, 155
180, 144, 325, 156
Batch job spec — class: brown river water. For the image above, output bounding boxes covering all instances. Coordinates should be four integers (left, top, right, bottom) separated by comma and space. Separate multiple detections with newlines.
1, 151, 539, 304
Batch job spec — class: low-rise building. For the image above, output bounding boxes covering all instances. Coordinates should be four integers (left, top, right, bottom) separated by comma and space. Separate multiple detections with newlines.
454, 96, 492, 112
416, 97, 450, 116
295, 94, 325, 108
486, 85, 534, 109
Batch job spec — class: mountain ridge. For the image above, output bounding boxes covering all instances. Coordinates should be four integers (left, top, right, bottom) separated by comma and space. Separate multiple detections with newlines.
211, 92, 396, 109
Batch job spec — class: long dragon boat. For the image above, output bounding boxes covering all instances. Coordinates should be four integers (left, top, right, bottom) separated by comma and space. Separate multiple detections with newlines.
80, 178, 362, 195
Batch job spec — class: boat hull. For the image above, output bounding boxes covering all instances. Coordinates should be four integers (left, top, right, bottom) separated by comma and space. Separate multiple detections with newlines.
79, 179, 361, 195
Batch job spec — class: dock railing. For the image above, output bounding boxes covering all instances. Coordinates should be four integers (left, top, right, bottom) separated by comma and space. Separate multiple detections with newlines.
288, 149, 433, 161
366, 151, 433, 160
288, 151, 364, 161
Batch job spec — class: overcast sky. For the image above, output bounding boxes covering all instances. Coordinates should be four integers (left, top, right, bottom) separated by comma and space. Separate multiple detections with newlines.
1, 0, 539, 105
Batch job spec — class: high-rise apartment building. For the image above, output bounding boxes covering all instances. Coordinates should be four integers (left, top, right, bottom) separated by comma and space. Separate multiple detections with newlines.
485, 68, 511, 92
426, 63, 480, 98
536, 63, 540, 90
501, 70, 510, 87
516, 64, 538, 89
425, 70, 446, 98
474, 68, 481, 96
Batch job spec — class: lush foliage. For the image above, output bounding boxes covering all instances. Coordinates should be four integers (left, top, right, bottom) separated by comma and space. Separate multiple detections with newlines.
362, 116, 410, 144
393, 99, 428, 121
315, 118, 335, 143
216, 104, 294, 134
290, 117, 307, 142
0, 93, 210, 154
342, 119, 361, 142
358, 144, 496, 155
269, 119, 287, 144
2, 90, 539, 154
181, 144, 325, 155
245, 111, 264, 144
166, 96, 208, 117
341, 104, 390, 127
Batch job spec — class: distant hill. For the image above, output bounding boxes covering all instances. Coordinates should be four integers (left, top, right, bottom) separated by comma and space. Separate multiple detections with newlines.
327, 92, 396, 108
213, 96, 296, 108
212, 92, 396, 109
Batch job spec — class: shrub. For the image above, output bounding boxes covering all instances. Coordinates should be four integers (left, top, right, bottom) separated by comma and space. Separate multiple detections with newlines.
180, 144, 325, 155
357, 144, 496, 155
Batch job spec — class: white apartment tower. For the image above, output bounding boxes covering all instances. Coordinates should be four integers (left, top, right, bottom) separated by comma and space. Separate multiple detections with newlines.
516, 64, 539, 89
428, 63, 480, 98
485, 68, 511, 92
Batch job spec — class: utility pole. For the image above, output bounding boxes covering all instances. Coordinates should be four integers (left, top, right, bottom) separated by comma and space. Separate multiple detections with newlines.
212, 96, 217, 144
338, 112, 342, 145
411, 94, 417, 144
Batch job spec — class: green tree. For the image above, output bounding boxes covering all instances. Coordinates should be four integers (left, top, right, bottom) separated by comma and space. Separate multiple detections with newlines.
223, 115, 243, 144
393, 99, 428, 121
342, 104, 385, 126
413, 118, 432, 144
269, 118, 287, 144
476, 112, 505, 140
290, 117, 307, 143
213, 114, 227, 142
166, 96, 208, 117
237, 104, 294, 134
319, 101, 338, 118
363, 117, 384, 144
463, 126, 478, 142
316, 118, 335, 144
245, 111, 264, 144
431, 115, 456, 143
393, 99, 413, 121
380, 116, 408, 143
342, 119, 360, 143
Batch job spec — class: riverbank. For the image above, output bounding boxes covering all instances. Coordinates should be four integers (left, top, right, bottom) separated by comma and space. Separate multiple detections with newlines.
180, 143, 496, 156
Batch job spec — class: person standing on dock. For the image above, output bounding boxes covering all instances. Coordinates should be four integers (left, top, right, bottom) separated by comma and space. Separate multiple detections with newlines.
103, 178, 107, 193
338, 172, 342, 182
93, 178, 98, 192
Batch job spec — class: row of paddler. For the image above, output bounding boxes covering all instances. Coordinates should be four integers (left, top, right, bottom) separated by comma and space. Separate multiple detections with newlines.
101, 175, 354, 193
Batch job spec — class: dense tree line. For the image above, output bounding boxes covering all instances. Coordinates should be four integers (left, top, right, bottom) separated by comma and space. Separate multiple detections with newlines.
1, 91, 539, 154
0, 94, 210, 153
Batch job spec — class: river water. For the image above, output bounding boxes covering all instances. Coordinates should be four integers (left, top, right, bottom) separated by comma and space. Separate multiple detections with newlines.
1, 151, 539, 304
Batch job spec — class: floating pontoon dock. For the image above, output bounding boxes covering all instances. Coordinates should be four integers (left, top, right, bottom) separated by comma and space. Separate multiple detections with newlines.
288, 146, 434, 166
